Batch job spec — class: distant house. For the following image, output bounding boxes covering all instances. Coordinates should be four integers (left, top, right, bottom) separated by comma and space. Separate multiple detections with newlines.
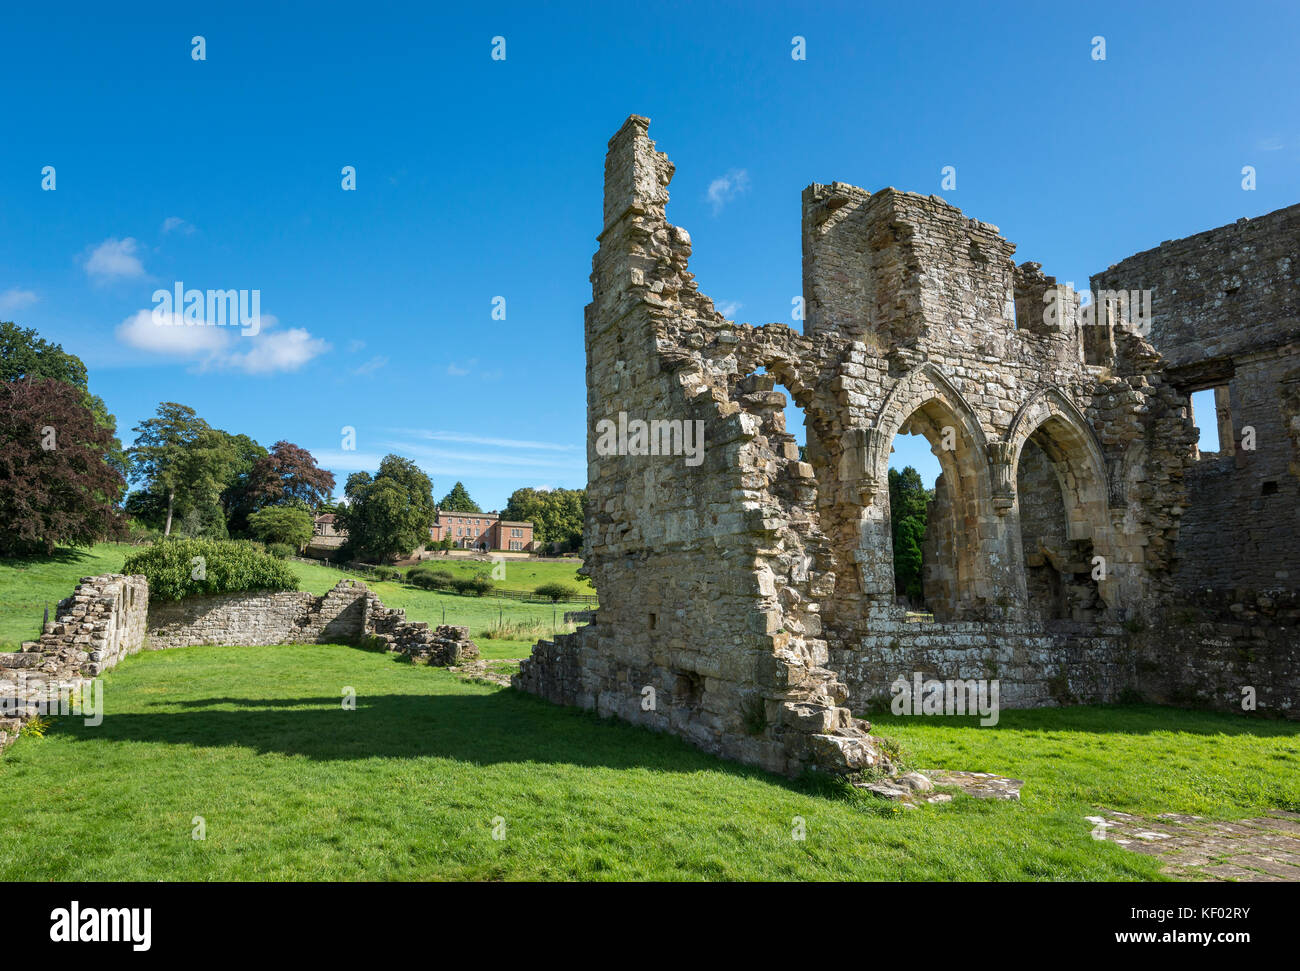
430, 510, 533, 552
305, 513, 346, 557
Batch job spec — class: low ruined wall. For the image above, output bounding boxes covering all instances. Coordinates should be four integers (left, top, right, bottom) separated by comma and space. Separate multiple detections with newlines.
1, 575, 476, 754
145, 579, 370, 649
0, 574, 149, 752
1133, 591, 1300, 718
831, 617, 1134, 711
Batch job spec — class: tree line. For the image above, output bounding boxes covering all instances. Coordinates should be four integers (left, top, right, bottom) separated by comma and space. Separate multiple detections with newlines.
1, 322, 586, 560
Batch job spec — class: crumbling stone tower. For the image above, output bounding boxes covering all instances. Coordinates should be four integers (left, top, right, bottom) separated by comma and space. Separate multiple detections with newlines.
515, 115, 1299, 775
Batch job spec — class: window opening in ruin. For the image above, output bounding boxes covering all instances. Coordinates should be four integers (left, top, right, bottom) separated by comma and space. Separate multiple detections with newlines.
648, 612, 657, 630
887, 430, 940, 616
1189, 386, 1233, 459
1262, 480, 1279, 496
1016, 430, 1103, 623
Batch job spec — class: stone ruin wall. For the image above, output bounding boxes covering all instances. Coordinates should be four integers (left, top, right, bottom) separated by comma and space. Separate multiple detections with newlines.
1, 575, 477, 752
1092, 203, 1300, 594
1089, 203, 1300, 718
516, 115, 1300, 777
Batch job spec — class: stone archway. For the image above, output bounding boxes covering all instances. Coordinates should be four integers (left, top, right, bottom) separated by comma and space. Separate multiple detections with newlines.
856, 363, 1003, 620
1005, 389, 1115, 617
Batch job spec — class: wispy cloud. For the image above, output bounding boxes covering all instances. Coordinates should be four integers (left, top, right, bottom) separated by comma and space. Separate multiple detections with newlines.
1256, 136, 1286, 152
707, 168, 750, 214
84, 237, 145, 281
161, 216, 196, 235
397, 429, 581, 452
446, 361, 471, 376
715, 300, 742, 319
115, 309, 330, 374
351, 354, 388, 376
0, 288, 38, 314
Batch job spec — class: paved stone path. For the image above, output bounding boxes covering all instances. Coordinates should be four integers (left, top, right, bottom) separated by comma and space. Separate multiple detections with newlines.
1086, 809, 1300, 881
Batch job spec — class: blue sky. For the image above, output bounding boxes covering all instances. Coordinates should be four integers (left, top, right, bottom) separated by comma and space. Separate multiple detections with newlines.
2, 1, 1296, 505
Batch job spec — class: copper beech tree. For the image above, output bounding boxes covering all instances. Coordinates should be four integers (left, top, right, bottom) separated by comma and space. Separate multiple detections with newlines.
0, 378, 125, 555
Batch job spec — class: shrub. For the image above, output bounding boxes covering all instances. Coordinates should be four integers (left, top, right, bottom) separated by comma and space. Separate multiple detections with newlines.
123, 538, 299, 602
534, 582, 577, 603
372, 565, 400, 582
247, 505, 314, 550
408, 566, 454, 591
265, 542, 294, 560
451, 574, 493, 597
19, 715, 52, 739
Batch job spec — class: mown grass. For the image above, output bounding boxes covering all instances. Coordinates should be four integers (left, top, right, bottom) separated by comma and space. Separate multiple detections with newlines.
0, 544, 583, 659
2, 642, 1296, 881
290, 559, 584, 658
407, 556, 593, 595
0, 544, 132, 649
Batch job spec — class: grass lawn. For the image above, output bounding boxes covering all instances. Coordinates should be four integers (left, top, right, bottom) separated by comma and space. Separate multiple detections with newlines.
0, 544, 586, 658
290, 558, 585, 658
405, 556, 593, 595
2, 641, 1296, 880
0, 544, 132, 650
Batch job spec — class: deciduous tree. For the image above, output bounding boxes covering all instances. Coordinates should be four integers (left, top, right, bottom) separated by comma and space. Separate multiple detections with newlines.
0, 378, 126, 555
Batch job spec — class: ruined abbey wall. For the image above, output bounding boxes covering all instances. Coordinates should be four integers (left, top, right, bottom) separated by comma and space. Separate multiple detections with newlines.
1092, 204, 1300, 593
516, 116, 1300, 775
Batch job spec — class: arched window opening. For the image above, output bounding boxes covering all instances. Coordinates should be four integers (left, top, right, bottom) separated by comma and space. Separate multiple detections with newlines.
1015, 427, 1104, 623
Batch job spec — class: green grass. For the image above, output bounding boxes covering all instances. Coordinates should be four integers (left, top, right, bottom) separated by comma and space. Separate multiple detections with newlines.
0, 544, 583, 657
2, 642, 1296, 880
290, 558, 585, 656
409, 556, 593, 595
0, 544, 132, 649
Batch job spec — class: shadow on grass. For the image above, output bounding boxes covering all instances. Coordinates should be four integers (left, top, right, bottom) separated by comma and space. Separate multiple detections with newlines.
0, 546, 101, 569
49, 687, 852, 800
868, 704, 1300, 739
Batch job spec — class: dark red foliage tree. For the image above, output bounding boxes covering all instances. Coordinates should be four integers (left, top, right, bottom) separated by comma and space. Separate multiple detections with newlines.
246, 440, 336, 510
0, 378, 126, 555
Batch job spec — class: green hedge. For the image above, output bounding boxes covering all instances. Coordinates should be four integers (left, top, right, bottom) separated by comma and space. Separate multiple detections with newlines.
407, 565, 453, 590
123, 538, 299, 602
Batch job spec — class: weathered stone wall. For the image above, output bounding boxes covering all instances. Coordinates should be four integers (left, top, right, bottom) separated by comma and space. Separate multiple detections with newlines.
145, 579, 371, 649
1092, 204, 1300, 593
1132, 591, 1300, 718
517, 115, 1299, 777
833, 620, 1133, 711
1, 576, 476, 753
4, 574, 149, 677
0, 574, 149, 751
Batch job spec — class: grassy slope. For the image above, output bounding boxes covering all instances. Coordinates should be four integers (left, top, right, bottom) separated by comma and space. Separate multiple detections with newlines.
290, 558, 585, 659
0, 544, 586, 659
0, 544, 131, 649
2, 642, 1296, 880
401, 557, 594, 594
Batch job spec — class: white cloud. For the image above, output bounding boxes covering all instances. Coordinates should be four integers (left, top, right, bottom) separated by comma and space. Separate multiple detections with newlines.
446, 361, 471, 376
85, 237, 146, 280
707, 169, 750, 214
716, 300, 742, 318
117, 309, 230, 356
351, 354, 388, 376
115, 308, 329, 374
0, 288, 39, 314
215, 328, 331, 374
399, 429, 580, 452
161, 216, 195, 235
